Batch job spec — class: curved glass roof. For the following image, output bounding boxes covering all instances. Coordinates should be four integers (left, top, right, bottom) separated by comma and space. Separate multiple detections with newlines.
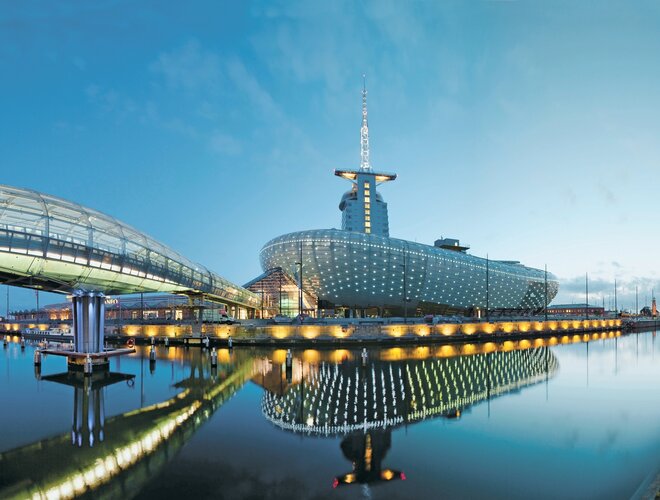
0, 184, 259, 307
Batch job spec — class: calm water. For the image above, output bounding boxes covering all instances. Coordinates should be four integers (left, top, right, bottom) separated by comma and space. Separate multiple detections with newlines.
1, 331, 660, 499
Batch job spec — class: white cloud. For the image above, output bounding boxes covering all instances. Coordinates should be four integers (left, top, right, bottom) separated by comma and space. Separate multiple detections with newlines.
209, 131, 242, 156
85, 83, 136, 118
149, 40, 223, 93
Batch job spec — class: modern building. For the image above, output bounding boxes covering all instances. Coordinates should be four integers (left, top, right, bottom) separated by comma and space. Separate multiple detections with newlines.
10, 293, 235, 323
335, 81, 396, 237
256, 83, 560, 317
243, 267, 316, 317
546, 304, 605, 317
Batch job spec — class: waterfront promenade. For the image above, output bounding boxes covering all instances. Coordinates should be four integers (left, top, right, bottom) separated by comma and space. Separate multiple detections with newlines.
5, 316, 649, 347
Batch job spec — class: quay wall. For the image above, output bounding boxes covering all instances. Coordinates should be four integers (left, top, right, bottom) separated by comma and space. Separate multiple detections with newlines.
7, 318, 658, 346
112, 318, 621, 345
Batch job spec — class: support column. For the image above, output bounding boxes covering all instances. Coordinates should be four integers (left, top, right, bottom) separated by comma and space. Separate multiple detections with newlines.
72, 292, 105, 353
187, 294, 204, 338
70, 292, 108, 371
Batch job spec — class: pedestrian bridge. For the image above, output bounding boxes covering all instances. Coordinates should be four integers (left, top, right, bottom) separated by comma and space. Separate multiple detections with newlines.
0, 184, 259, 310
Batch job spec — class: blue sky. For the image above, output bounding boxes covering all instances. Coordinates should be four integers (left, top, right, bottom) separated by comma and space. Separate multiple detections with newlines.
2, 0, 660, 312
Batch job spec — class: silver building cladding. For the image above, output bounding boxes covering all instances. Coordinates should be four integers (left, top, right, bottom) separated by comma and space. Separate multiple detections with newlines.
259, 80, 559, 313
260, 229, 558, 311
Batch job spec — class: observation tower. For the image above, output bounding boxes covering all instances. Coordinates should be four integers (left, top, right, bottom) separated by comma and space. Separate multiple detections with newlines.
334, 76, 396, 237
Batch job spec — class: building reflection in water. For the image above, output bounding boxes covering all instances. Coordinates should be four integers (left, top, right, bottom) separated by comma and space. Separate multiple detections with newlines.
259, 345, 560, 488
334, 429, 405, 488
262, 347, 559, 434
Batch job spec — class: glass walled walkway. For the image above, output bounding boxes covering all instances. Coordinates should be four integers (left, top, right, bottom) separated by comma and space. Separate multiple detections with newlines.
0, 185, 259, 310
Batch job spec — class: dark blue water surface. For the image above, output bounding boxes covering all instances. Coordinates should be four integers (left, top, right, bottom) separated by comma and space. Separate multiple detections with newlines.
1, 331, 660, 499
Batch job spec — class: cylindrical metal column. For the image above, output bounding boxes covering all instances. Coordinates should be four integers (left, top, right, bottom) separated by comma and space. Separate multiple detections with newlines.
72, 292, 105, 354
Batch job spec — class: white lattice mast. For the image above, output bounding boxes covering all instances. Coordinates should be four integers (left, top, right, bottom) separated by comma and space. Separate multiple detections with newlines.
360, 74, 372, 172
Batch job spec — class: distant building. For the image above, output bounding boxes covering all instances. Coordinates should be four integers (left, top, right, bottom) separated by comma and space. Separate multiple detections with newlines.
546, 304, 605, 316
243, 267, 317, 318
256, 82, 559, 318
10, 294, 233, 323
640, 299, 658, 317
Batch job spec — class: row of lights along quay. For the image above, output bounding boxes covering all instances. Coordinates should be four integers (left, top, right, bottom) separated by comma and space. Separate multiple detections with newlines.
10, 314, 660, 349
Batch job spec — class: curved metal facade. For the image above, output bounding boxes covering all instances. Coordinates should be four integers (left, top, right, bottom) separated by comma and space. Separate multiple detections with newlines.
260, 229, 559, 311
0, 185, 259, 308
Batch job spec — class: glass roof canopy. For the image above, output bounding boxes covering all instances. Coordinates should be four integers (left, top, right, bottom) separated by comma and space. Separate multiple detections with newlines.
0, 184, 259, 309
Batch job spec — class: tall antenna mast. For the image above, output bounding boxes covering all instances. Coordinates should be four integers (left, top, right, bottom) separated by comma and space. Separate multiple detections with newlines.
360, 74, 371, 172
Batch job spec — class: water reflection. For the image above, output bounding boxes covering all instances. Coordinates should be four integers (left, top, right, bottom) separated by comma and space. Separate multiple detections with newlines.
0, 348, 255, 499
41, 371, 135, 448
261, 347, 559, 434
259, 346, 558, 489
334, 429, 405, 488
4, 331, 633, 498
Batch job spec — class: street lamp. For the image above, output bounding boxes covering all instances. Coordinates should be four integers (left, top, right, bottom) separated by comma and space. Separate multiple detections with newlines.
295, 242, 303, 317
278, 268, 283, 316
399, 261, 408, 324
260, 288, 265, 319
585, 273, 589, 321
485, 254, 489, 322
544, 264, 548, 322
